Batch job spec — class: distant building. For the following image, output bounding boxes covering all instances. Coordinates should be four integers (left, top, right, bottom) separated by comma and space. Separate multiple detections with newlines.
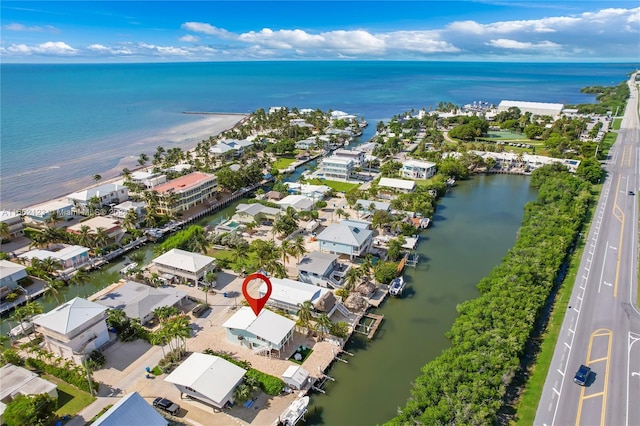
109, 201, 146, 222
67, 216, 124, 244
333, 149, 366, 168
497, 100, 564, 119
257, 277, 332, 314
130, 171, 166, 189
320, 156, 354, 181
165, 353, 246, 410
33, 297, 109, 365
277, 194, 315, 212
297, 251, 351, 288
19, 245, 90, 273
68, 183, 129, 215
0, 211, 24, 239
378, 177, 416, 193
355, 199, 391, 214
152, 172, 217, 215
0, 364, 58, 413
400, 159, 437, 180
23, 200, 75, 225
232, 203, 281, 224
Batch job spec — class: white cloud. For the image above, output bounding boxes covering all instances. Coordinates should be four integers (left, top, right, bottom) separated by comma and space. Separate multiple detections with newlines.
487, 39, 561, 50
6, 41, 77, 55
182, 22, 232, 38
88, 44, 132, 55
179, 34, 199, 43
3, 22, 58, 32
138, 42, 191, 56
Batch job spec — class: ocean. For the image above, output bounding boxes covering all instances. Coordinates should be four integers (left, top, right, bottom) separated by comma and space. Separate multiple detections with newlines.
0, 61, 634, 209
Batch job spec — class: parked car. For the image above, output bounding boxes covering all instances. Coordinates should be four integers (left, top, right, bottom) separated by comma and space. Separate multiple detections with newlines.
629, 191, 635, 195
573, 364, 591, 386
153, 397, 180, 415
192, 303, 209, 318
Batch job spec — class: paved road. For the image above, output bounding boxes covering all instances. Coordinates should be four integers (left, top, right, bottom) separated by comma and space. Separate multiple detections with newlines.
535, 75, 640, 426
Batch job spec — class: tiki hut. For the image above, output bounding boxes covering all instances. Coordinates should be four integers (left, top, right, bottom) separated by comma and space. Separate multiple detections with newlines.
344, 293, 369, 312
315, 291, 336, 313
355, 281, 377, 298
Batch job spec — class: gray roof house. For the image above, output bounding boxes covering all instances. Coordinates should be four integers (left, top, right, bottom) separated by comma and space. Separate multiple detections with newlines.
355, 199, 391, 214
32, 297, 109, 365
92, 392, 167, 426
0, 364, 58, 402
165, 352, 246, 410
232, 203, 281, 224
0, 260, 28, 290
315, 220, 374, 259
297, 251, 350, 288
152, 248, 216, 286
95, 280, 188, 325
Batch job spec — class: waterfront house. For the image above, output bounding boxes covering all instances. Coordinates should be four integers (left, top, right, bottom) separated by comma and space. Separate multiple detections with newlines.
165, 352, 246, 410
232, 203, 281, 224
320, 156, 354, 181
67, 216, 124, 244
19, 244, 90, 273
130, 170, 166, 189
378, 177, 416, 193
0, 364, 58, 418
0, 211, 24, 240
315, 220, 373, 260
223, 307, 295, 357
355, 199, 391, 215
285, 183, 331, 200
400, 159, 437, 180
257, 277, 331, 314
92, 392, 167, 426
109, 201, 146, 222
152, 248, 216, 286
32, 297, 109, 365
166, 164, 193, 174
95, 280, 188, 325
68, 183, 129, 216
0, 260, 28, 291
282, 365, 310, 390
295, 138, 317, 150
152, 172, 218, 215
23, 199, 75, 225
276, 194, 315, 212
471, 151, 581, 173
297, 251, 351, 288
333, 149, 366, 168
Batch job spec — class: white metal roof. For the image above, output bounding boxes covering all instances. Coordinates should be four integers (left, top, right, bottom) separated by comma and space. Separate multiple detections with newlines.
378, 177, 416, 191
315, 221, 373, 247
223, 307, 295, 346
95, 281, 187, 321
153, 248, 215, 273
92, 392, 167, 426
68, 183, 126, 202
402, 159, 436, 169
259, 277, 329, 307
20, 245, 89, 263
0, 364, 57, 401
0, 260, 27, 280
165, 353, 246, 405
32, 297, 107, 336
282, 365, 310, 386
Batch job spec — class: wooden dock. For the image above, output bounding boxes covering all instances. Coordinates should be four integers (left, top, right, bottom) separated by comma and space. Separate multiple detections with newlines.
354, 313, 384, 339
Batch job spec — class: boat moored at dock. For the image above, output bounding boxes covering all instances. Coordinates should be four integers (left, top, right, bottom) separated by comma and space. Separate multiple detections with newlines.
388, 276, 406, 297
278, 396, 309, 426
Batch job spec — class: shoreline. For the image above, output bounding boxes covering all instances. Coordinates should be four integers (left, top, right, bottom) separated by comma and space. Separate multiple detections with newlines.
1, 113, 248, 211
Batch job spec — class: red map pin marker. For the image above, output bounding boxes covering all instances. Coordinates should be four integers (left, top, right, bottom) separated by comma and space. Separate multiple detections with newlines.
242, 273, 272, 316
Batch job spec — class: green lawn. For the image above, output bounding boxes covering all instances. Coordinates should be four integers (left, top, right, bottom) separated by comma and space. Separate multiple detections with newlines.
483, 130, 530, 140
46, 375, 96, 419
612, 118, 622, 130
306, 178, 360, 192
600, 132, 618, 156
515, 184, 602, 425
210, 248, 259, 272
273, 156, 297, 169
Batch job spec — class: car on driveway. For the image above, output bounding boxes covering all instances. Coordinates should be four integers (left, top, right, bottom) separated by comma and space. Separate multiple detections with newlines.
573, 364, 591, 386
153, 397, 180, 415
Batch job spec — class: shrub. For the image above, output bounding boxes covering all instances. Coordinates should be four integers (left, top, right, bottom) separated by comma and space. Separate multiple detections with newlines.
24, 358, 98, 393
245, 369, 284, 396
87, 350, 105, 371
1, 349, 23, 366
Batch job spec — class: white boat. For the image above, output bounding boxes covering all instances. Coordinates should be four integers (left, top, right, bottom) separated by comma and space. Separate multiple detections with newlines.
279, 396, 309, 426
8, 321, 34, 338
420, 217, 431, 229
446, 177, 456, 186
389, 276, 406, 297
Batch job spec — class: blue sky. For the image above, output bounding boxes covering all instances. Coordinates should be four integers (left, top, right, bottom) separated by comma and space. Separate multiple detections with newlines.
1, 1, 639, 62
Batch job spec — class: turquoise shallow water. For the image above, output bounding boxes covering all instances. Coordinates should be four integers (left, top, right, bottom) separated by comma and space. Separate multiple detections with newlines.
0, 61, 632, 208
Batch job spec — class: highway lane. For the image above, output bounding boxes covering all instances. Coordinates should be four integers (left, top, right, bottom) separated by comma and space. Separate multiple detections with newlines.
535, 74, 640, 426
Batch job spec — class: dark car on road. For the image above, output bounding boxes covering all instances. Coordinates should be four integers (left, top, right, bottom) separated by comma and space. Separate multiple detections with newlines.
629, 191, 635, 195
192, 303, 209, 318
153, 397, 180, 415
573, 364, 591, 386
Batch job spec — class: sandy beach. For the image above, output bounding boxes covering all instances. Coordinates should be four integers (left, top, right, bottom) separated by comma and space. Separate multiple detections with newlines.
1, 113, 247, 211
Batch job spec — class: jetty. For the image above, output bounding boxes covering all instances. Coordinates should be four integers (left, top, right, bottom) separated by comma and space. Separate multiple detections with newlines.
354, 313, 384, 339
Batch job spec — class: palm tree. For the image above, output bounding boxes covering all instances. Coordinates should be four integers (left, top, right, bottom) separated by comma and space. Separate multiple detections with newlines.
29, 232, 48, 249
138, 153, 149, 166
296, 301, 314, 329
75, 225, 95, 248
188, 231, 209, 254
149, 331, 168, 359
93, 174, 102, 184
354, 203, 363, 219
291, 234, 307, 264
0, 222, 10, 241
315, 313, 333, 339
44, 278, 65, 304
121, 168, 132, 181
232, 246, 249, 270
44, 211, 64, 228
264, 259, 286, 278
344, 267, 361, 291
70, 268, 90, 298
121, 208, 139, 231
279, 239, 292, 268
93, 227, 110, 250
40, 257, 62, 275
11, 305, 31, 340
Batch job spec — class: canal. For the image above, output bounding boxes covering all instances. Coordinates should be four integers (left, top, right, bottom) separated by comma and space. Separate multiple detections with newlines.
305, 173, 537, 425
